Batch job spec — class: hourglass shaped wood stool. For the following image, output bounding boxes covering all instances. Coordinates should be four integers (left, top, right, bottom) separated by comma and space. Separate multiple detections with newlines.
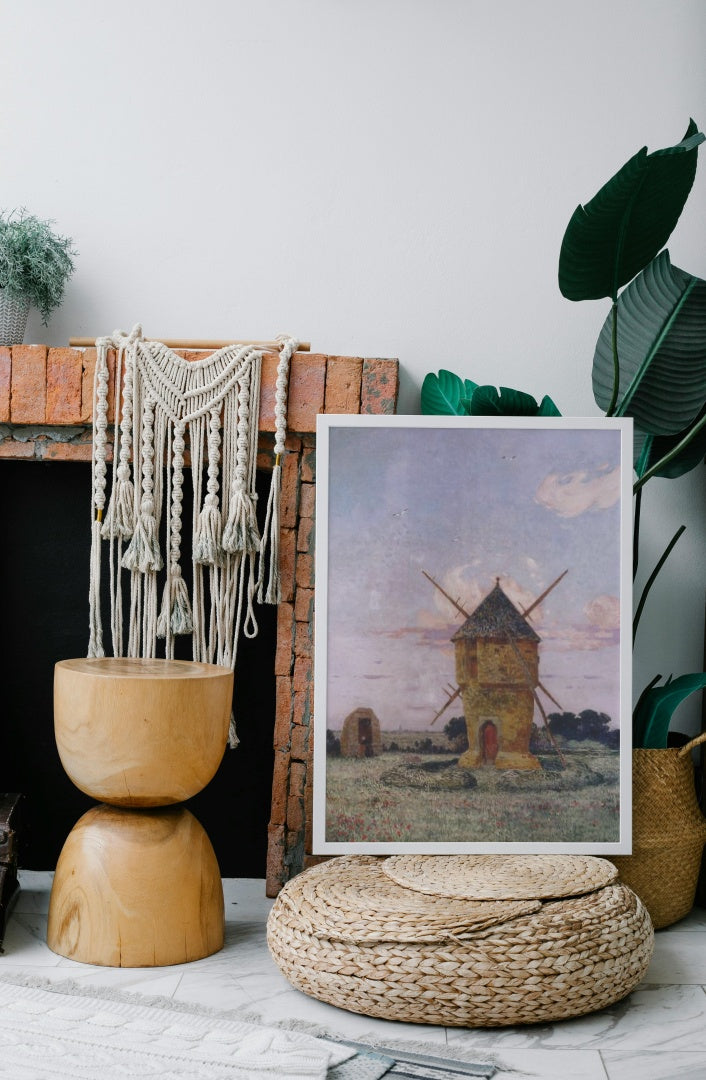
47, 658, 233, 967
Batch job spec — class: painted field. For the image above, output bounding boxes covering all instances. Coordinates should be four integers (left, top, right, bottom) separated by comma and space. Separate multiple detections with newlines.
325, 743, 620, 845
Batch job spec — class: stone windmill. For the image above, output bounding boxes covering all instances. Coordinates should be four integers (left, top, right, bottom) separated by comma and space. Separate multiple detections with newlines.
424, 570, 568, 771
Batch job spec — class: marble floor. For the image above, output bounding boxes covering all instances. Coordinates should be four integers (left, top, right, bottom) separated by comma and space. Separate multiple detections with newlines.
2, 871, 706, 1079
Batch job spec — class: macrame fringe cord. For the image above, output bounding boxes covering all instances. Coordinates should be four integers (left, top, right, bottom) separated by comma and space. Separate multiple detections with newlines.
258, 334, 297, 605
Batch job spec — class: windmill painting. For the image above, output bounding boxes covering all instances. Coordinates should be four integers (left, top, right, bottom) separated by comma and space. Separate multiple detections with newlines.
313, 415, 632, 854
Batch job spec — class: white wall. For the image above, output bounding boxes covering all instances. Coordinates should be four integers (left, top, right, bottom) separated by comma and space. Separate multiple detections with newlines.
3, 0, 705, 727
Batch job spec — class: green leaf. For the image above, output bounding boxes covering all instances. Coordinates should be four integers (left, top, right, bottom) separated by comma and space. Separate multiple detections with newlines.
470, 385, 562, 417
421, 370, 477, 414
592, 251, 706, 434
559, 120, 704, 301
633, 672, 706, 748
634, 408, 706, 479
538, 395, 562, 417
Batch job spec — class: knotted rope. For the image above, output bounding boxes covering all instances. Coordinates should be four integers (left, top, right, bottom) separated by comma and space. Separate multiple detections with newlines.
88, 326, 296, 745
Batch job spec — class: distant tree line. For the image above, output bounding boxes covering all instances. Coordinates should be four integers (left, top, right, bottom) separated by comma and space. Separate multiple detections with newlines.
534, 710, 619, 749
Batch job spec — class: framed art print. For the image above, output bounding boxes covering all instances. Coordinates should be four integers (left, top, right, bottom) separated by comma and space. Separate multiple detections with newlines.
313, 415, 632, 854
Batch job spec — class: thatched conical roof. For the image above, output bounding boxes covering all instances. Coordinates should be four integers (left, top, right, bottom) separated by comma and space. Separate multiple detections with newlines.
452, 583, 540, 643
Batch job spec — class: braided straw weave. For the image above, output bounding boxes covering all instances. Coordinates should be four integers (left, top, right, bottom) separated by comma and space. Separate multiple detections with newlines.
275, 857, 540, 943
383, 853, 618, 900
267, 855, 653, 1027
610, 733, 706, 929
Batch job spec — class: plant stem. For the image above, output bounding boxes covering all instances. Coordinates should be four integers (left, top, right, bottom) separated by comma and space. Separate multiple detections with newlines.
633, 487, 642, 581
606, 302, 620, 417
633, 525, 686, 644
633, 409, 706, 492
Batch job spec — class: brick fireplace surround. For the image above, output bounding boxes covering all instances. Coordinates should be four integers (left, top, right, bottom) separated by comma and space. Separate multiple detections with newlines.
0, 344, 399, 895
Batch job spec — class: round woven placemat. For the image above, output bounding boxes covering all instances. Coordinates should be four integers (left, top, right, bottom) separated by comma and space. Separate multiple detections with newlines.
277, 856, 541, 943
382, 853, 618, 899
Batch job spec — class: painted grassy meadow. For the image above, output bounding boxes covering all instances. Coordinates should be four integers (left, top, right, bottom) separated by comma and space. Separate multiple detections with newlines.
325, 736, 620, 845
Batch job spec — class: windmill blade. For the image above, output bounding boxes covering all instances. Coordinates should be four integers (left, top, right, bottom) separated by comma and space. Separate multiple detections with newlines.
537, 679, 564, 712
422, 570, 470, 619
505, 633, 567, 768
521, 569, 568, 620
430, 684, 462, 725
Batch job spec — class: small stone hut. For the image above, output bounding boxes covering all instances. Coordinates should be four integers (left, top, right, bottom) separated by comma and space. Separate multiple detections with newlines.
453, 582, 541, 771
340, 707, 383, 758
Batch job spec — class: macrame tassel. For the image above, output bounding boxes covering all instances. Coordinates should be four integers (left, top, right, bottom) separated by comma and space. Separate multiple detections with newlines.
257, 461, 282, 604
157, 570, 194, 637
228, 711, 240, 749
101, 468, 135, 540
194, 495, 224, 566
222, 488, 261, 554
87, 518, 105, 657
122, 498, 163, 573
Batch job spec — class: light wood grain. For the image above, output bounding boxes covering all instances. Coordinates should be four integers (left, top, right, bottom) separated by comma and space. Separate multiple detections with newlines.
68, 337, 311, 351
47, 805, 224, 966
54, 658, 233, 806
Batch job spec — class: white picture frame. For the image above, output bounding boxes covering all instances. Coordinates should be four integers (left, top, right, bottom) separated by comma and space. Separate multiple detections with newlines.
313, 414, 633, 854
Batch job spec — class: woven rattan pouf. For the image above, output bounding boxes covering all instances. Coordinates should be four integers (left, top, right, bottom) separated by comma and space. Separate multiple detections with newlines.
267, 854, 654, 1027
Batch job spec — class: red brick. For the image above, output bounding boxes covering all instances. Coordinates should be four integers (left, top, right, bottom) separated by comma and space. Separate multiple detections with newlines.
258, 351, 279, 433
297, 515, 314, 554
0, 348, 10, 422
46, 348, 83, 423
269, 750, 291, 826
41, 441, 95, 462
280, 450, 300, 529
0, 439, 35, 458
290, 724, 309, 763
286, 790, 304, 834
292, 689, 311, 728
274, 602, 295, 676
295, 552, 314, 590
11, 345, 46, 422
361, 358, 399, 414
289, 761, 306, 800
324, 356, 363, 413
293, 656, 312, 694
273, 676, 293, 751
80, 348, 96, 421
294, 620, 312, 660
265, 824, 286, 897
288, 355, 327, 432
299, 481, 315, 520
300, 442, 316, 483
294, 586, 314, 624
279, 528, 297, 603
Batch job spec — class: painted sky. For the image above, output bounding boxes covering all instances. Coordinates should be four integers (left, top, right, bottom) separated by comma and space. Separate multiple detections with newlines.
324, 423, 625, 731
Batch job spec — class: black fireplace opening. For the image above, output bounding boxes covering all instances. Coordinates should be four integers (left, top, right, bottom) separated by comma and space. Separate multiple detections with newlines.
0, 459, 276, 877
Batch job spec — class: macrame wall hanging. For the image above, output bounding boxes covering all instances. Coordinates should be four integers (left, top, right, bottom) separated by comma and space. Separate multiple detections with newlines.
88, 325, 297, 745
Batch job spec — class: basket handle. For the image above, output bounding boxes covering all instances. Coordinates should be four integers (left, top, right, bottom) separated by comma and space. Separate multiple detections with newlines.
677, 731, 706, 757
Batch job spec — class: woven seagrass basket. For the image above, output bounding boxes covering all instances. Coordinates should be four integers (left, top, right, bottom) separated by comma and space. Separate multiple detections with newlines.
0, 290, 29, 346
267, 854, 654, 1027
610, 732, 706, 930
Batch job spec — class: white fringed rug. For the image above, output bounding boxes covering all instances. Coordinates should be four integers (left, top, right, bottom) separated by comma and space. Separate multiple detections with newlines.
0, 975, 357, 1079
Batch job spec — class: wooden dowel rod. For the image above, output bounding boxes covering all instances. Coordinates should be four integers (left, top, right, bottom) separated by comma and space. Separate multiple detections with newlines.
68, 337, 311, 352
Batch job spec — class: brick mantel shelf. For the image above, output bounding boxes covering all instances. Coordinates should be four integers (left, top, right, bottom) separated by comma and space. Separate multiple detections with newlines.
0, 344, 399, 894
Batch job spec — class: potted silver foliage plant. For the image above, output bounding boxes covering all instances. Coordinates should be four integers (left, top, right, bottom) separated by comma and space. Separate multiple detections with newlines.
0, 209, 76, 345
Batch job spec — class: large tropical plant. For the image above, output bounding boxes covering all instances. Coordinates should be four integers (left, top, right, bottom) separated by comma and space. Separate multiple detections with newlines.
558, 120, 706, 748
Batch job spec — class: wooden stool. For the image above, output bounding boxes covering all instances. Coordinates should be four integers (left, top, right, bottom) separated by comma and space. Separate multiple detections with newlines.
47, 658, 233, 967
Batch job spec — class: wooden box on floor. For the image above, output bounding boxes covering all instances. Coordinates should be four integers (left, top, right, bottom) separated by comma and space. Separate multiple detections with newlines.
0, 793, 23, 948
